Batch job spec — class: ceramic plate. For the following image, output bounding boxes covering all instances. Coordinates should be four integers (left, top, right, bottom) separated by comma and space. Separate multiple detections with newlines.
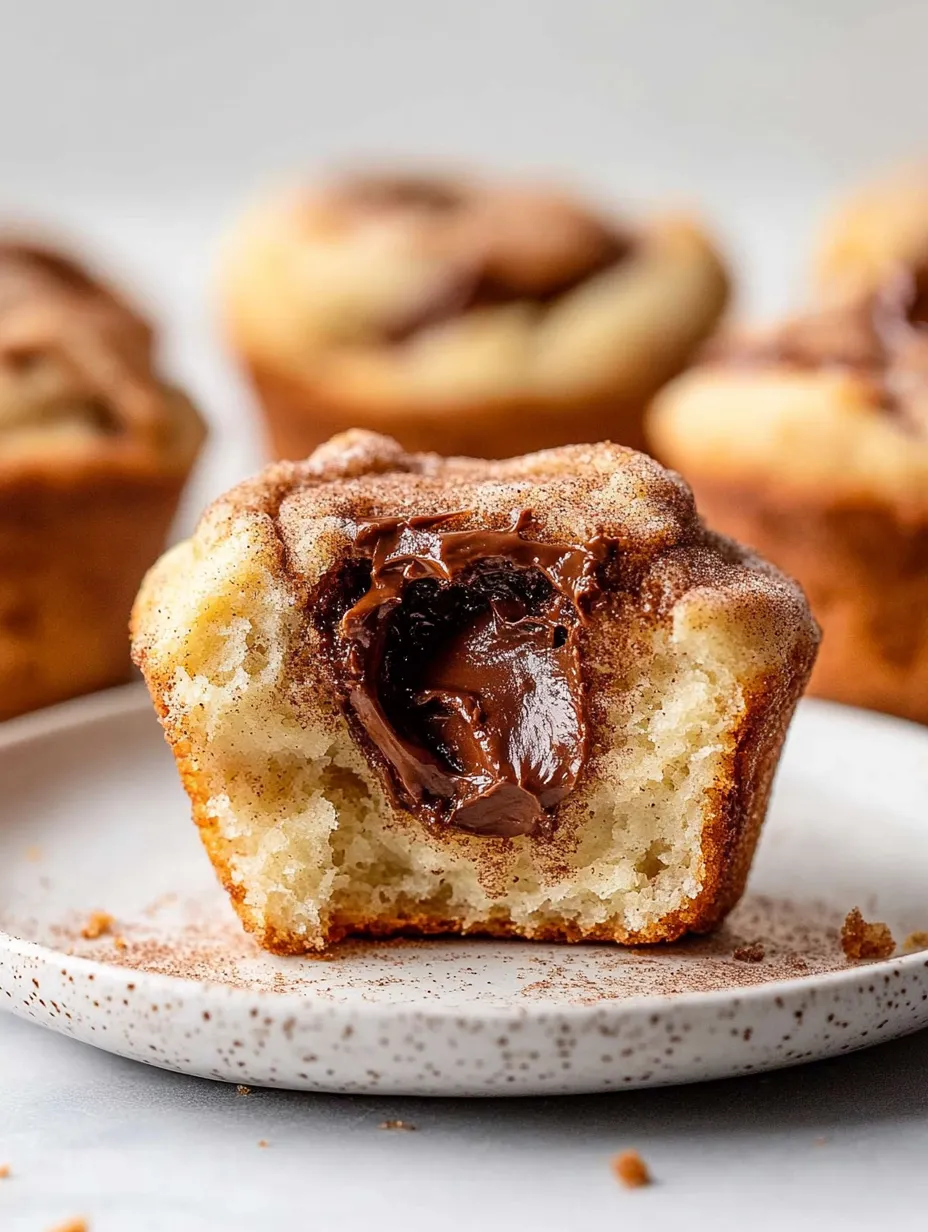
1, 685, 927, 1096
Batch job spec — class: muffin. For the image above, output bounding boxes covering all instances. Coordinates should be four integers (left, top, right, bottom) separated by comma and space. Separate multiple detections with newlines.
648, 267, 928, 723
815, 164, 928, 303
131, 429, 816, 954
219, 171, 729, 460
0, 241, 206, 720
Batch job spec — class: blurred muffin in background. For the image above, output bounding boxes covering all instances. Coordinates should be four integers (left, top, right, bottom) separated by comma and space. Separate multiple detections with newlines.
219, 170, 729, 459
815, 164, 928, 304
647, 264, 928, 724
0, 241, 206, 720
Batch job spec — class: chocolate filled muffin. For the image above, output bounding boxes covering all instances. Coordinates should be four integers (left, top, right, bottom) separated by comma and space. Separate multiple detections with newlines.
0, 242, 205, 720
649, 262, 928, 723
219, 171, 729, 459
131, 430, 816, 954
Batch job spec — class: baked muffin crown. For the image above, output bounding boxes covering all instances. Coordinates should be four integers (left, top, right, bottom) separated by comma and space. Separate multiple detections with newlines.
649, 270, 928, 511
815, 165, 928, 303
0, 241, 204, 477
219, 170, 729, 415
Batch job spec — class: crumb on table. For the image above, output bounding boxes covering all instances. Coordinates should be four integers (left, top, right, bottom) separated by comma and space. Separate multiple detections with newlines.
902, 931, 928, 953
733, 941, 766, 963
236, 1084, 252, 1096
841, 908, 895, 961
611, 1150, 651, 1188
379, 1119, 417, 1131
80, 912, 113, 941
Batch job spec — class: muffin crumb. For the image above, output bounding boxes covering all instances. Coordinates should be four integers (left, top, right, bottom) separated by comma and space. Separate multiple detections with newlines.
0, 1164, 9, 1179
902, 931, 928, 953
841, 908, 895, 960
258, 1139, 269, 1149
612, 1150, 651, 1188
48, 1220, 88, 1232
80, 912, 113, 940
733, 941, 766, 963
379, 1119, 417, 1132
236, 1084, 252, 1096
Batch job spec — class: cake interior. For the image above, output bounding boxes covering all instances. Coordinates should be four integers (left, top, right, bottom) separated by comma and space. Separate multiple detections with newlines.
166, 528, 748, 950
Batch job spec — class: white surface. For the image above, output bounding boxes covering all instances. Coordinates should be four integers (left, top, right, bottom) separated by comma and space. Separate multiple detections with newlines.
4, 689, 928, 1098
4, 1010, 928, 1232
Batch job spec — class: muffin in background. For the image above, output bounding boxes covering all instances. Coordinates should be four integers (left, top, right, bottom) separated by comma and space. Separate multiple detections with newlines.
218, 170, 729, 460
814, 164, 928, 304
647, 259, 928, 725
0, 241, 206, 720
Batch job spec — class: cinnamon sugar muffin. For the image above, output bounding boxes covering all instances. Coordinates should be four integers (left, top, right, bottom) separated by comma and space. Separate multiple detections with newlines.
815, 165, 928, 304
131, 430, 816, 954
219, 171, 729, 459
0, 242, 205, 720
648, 271, 928, 723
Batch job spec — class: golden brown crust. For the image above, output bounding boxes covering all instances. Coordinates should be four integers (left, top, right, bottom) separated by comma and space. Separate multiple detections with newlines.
814, 164, 928, 303
133, 430, 817, 953
677, 480, 928, 723
248, 358, 651, 458
0, 240, 206, 719
220, 172, 729, 459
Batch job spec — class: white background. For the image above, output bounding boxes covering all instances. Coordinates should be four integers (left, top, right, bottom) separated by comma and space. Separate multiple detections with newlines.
3, 2, 928, 1228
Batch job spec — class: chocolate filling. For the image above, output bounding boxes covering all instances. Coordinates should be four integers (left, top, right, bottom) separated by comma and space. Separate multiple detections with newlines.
326, 173, 635, 342
327, 512, 603, 837
382, 229, 634, 343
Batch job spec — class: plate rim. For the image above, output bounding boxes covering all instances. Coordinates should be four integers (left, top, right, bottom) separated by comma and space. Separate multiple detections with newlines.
1, 683, 925, 1021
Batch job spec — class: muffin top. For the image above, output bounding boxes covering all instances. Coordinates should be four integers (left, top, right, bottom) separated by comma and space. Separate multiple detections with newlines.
815, 165, 928, 303
648, 270, 928, 510
0, 242, 204, 479
219, 170, 728, 409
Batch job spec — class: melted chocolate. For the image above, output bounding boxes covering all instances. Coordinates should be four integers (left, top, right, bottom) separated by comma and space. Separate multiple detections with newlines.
382, 230, 633, 343
326, 174, 635, 341
330, 512, 604, 837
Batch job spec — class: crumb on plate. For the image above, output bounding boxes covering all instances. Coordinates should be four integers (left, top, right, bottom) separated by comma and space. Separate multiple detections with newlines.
48, 1220, 88, 1232
0, 1164, 9, 1179
612, 1150, 651, 1188
379, 1119, 417, 1131
732, 941, 766, 963
258, 1139, 269, 1148
80, 912, 113, 940
902, 931, 928, 953
841, 908, 895, 961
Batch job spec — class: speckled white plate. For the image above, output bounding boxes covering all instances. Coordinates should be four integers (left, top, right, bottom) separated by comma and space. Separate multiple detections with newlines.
2, 685, 928, 1096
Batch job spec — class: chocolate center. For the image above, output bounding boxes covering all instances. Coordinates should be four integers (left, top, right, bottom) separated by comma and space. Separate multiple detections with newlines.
329, 512, 602, 837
